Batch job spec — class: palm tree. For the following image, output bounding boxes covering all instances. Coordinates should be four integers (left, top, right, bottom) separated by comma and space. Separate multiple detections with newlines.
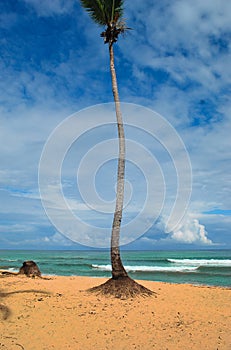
80, 0, 153, 297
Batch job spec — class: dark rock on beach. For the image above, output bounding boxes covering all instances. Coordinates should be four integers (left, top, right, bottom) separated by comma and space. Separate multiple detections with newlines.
19, 260, 41, 277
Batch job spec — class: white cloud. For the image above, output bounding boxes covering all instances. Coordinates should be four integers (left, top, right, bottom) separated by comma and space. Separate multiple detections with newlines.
22, 0, 75, 16
42, 231, 74, 246
171, 218, 212, 245
0, 223, 34, 233
122, 0, 231, 103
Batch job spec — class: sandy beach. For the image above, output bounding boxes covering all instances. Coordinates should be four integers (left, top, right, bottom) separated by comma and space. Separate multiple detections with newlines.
0, 275, 230, 350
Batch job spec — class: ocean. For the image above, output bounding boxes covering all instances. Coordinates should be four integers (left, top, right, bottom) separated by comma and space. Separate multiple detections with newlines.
0, 250, 231, 287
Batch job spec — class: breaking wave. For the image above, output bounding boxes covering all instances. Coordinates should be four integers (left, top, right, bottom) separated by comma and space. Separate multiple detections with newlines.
167, 259, 231, 267
92, 264, 199, 273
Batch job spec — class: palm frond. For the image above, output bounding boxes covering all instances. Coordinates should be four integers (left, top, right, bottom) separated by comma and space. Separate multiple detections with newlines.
80, 0, 124, 26
107, 0, 124, 23
80, 0, 107, 25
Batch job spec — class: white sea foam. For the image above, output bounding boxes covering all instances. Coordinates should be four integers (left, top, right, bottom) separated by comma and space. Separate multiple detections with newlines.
92, 264, 198, 273
167, 259, 231, 266
0, 259, 18, 262
8, 267, 18, 272
0, 267, 18, 273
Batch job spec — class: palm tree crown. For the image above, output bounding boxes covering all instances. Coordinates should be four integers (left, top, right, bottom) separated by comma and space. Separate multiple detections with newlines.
80, 0, 124, 25
80, 0, 127, 44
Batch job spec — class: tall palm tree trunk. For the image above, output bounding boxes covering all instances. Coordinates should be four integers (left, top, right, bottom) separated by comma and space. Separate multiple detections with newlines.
109, 42, 128, 279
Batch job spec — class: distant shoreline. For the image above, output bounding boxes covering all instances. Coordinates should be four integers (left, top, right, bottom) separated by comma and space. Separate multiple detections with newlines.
1, 249, 230, 287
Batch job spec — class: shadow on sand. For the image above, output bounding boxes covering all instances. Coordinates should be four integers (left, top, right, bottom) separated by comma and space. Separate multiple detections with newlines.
0, 287, 51, 320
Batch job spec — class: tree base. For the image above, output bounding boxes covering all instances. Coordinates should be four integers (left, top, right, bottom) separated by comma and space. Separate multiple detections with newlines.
19, 260, 41, 277
88, 276, 155, 299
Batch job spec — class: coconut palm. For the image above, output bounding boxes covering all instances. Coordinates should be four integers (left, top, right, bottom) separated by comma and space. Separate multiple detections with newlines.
80, 0, 153, 297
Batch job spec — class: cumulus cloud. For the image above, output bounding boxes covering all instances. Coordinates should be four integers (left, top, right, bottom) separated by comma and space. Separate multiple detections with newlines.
171, 218, 212, 245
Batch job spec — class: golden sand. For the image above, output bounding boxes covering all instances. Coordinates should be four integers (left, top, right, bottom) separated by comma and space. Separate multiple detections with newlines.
0, 275, 230, 349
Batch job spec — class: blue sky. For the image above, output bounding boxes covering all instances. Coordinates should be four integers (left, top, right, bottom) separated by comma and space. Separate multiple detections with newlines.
0, 0, 231, 250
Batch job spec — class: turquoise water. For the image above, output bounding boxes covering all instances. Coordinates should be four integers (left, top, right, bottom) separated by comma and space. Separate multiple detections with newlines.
0, 250, 231, 287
